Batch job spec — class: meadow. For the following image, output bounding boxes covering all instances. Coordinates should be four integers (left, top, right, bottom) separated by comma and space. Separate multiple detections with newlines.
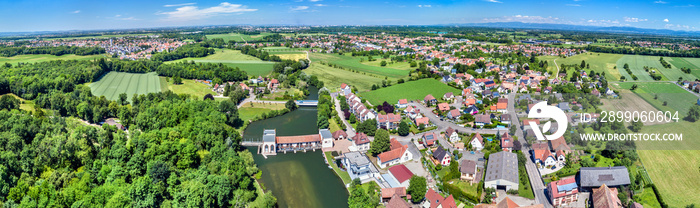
538, 52, 623, 81
159, 77, 212, 98
0, 54, 107, 65
89, 72, 162, 101
165, 49, 275, 76
669, 57, 700, 79
310, 53, 410, 79
617, 55, 698, 81
205, 33, 273, 42
304, 62, 385, 92
238, 102, 286, 122
359, 79, 461, 105
617, 82, 698, 115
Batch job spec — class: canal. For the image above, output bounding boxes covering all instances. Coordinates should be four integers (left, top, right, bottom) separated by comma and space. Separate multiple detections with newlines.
243, 86, 349, 208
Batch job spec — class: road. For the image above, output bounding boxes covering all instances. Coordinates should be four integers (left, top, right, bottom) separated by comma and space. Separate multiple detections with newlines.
333, 97, 357, 138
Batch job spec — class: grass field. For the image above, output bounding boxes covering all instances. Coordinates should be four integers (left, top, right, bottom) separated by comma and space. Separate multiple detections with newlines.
617, 55, 698, 81
270, 52, 307, 61
633, 187, 662, 208
539, 53, 623, 81
304, 62, 385, 92
310, 53, 410, 78
89, 72, 162, 101
238, 102, 286, 122
165, 49, 275, 76
600, 90, 667, 125
617, 82, 698, 115
159, 77, 212, 98
638, 149, 700, 206
668, 57, 700, 79
205, 33, 273, 42
359, 79, 461, 105
0, 54, 107, 65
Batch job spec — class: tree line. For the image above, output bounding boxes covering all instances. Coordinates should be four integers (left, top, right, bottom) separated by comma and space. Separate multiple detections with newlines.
0, 45, 105, 57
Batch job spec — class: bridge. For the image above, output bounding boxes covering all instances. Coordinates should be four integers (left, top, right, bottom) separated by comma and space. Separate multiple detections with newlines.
295, 100, 318, 106
242, 129, 333, 158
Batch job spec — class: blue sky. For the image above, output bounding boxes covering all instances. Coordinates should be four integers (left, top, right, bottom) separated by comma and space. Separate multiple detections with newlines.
0, 0, 698, 32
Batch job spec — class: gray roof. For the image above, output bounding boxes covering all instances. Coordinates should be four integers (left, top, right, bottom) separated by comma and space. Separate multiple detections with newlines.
558, 102, 571, 111
263, 129, 276, 143
485, 151, 519, 184
319, 129, 332, 139
433, 146, 450, 160
580, 166, 631, 187
344, 152, 371, 167
460, 160, 477, 175
407, 144, 421, 160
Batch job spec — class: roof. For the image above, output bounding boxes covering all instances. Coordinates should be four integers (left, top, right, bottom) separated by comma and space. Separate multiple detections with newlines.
441, 195, 457, 208
444, 92, 454, 97
549, 136, 571, 153
381, 187, 407, 199
501, 132, 513, 148
438, 103, 450, 111
378, 113, 401, 123
386, 194, 411, 208
445, 127, 457, 137
548, 177, 578, 199
475, 114, 491, 124
448, 109, 461, 117
344, 152, 371, 167
378, 145, 407, 164
425, 94, 436, 101
425, 189, 443, 208
332, 130, 348, 139
276, 135, 321, 144
485, 151, 518, 184
592, 184, 622, 208
580, 167, 631, 187
423, 132, 438, 145
471, 133, 484, 145
500, 114, 511, 121
388, 164, 414, 183
415, 117, 430, 125
398, 99, 408, 105
497, 197, 520, 208
319, 129, 332, 139
433, 146, 450, 160
263, 129, 276, 143
459, 160, 477, 175
353, 133, 370, 145
496, 102, 508, 110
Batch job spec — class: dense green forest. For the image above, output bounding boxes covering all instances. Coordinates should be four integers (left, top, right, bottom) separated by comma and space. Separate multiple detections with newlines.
0, 46, 105, 57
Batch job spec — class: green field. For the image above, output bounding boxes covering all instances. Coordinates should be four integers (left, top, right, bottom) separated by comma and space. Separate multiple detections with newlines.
539, 52, 623, 81
668, 57, 700, 79
617, 55, 698, 81
0, 54, 107, 65
310, 53, 410, 78
205, 33, 273, 42
89, 72, 162, 101
304, 62, 385, 92
269, 51, 307, 61
159, 77, 212, 98
617, 82, 698, 115
238, 102, 286, 122
633, 187, 662, 208
359, 79, 461, 105
165, 49, 275, 76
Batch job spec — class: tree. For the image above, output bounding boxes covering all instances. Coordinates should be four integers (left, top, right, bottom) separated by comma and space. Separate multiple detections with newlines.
0, 94, 20, 110
357, 119, 378, 136
348, 185, 375, 208
629, 119, 643, 132
398, 121, 410, 136
369, 129, 391, 156
204, 94, 215, 100
118, 93, 129, 105
285, 99, 298, 111
219, 99, 242, 127
407, 176, 427, 203
686, 105, 700, 122
380, 60, 387, 67
172, 75, 182, 85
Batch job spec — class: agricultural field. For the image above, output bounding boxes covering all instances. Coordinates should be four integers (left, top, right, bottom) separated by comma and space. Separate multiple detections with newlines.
668, 57, 700, 79
617, 55, 698, 81
310, 53, 410, 79
0, 54, 107, 65
205, 33, 273, 42
539, 53, 623, 81
359, 79, 461, 105
164, 49, 275, 76
89, 72, 162, 101
304, 62, 385, 92
600, 91, 667, 125
617, 82, 698, 115
271, 52, 307, 61
159, 77, 213, 98
238, 102, 286, 122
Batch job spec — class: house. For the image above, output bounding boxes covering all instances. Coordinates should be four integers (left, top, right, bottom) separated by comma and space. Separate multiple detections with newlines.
381, 187, 409, 203
558, 102, 571, 112
332, 130, 348, 140
549, 136, 571, 155
397, 99, 409, 108
389, 164, 415, 184
437, 103, 450, 111
320, 129, 334, 148
531, 143, 556, 167
341, 83, 352, 96
424, 94, 437, 105
500, 114, 511, 125
459, 159, 478, 182
423, 189, 457, 208
104, 118, 126, 131
386, 193, 412, 208
445, 127, 460, 143
580, 167, 631, 189
352, 133, 371, 152
422, 132, 439, 147
484, 151, 519, 191
267, 79, 279, 90
474, 114, 492, 127
473, 197, 544, 208
443, 92, 454, 101
464, 105, 479, 115
548, 177, 579, 207
432, 146, 451, 166
469, 133, 485, 151
592, 184, 623, 208
377, 138, 419, 168
415, 117, 430, 127
447, 109, 461, 120
377, 113, 402, 130
342, 152, 381, 182
496, 101, 508, 113
500, 132, 514, 152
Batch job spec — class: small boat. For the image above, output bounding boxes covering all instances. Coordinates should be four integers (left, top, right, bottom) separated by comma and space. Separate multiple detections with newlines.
328, 165, 333, 169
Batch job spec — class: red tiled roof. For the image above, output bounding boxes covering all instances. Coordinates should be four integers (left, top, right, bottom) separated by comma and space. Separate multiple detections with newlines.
398, 99, 408, 105
438, 103, 450, 111
425, 94, 436, 101
425, 189, 443, 208
471, 133, 484, 145
332, 130, 348, 139
548, 177, 578, 199
441, 195, 457, 208
378, 146, 407, 164
276, 135, 321, 144
353, 133, 370, 145
386, 194, 411, 208
381, 187, 407, 199
388, 165, 414, 183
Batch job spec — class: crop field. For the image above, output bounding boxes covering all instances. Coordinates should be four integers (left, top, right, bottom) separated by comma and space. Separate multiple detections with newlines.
89, 72, 162, 101
159, 77, 212, 98
269, 52, 307, 61
617, 55, 697, 81
165, 49, 275, 76
361, 59, 413, 70
359, 79, 461, 105
617, 82, 698, 115
669, 57, 700, 79
539, 53, 623, 81
600, 91, 666, 125
205, 33, 273, 42
0, 54, 107, 65
304, 62, 384, 92
310, 53, 410, 78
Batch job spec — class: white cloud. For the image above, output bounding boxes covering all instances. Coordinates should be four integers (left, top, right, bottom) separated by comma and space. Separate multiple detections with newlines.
314, 4, 327, 6
110, 15, 140, 21
663, 18, 669, 22
158, 2, 257, 21
566, 4, 581, 6
624, 17, 647, 22
665, 24, 692, 31
71, 10, 80, 14
290, 6, 309, 11
654, 0, 667, 3
417, 5, 432, 7
309, 0, 322, 2
164, 3, 196, 7
484, 0, 502, 3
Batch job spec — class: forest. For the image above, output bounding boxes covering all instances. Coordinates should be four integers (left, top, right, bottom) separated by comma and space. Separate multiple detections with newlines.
0, 46, 105, 57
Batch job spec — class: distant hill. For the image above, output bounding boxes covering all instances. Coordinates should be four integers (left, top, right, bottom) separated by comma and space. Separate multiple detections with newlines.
450, 22, 700, 37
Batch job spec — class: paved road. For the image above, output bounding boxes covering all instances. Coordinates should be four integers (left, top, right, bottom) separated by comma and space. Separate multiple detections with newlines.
333, 97, 357, 137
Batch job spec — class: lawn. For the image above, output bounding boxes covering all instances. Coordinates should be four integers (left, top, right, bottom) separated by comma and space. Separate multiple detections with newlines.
325, 151, 352, 186
633, 187, 662, 208
310, 53, 410, 79
449, 180, 479, 197
617, 82, 698, 115
517, 158, 535, 199
617, 55, 696, 81
669, 57, 700, 79
238, 102, 286, 122
304, 62, 385, 92
329, 118, 342, 132
89, 72, 162, 101
164, 49, 275, 76
539, 52, 623, 81
160, 77, 212, 98
359, 79, 461, 105
0, 54, 107, 65
205, 33, 273, 42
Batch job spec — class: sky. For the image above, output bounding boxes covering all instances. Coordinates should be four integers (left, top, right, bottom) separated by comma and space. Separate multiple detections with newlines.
0, 0, 698, 32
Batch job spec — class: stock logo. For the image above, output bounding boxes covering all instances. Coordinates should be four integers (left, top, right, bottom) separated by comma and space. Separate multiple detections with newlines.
527, 101, 568, 141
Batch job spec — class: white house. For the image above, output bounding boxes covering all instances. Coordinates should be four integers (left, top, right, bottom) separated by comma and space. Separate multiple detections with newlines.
470, 133, 485, 151
397, 99, 408, 109
445, 127, 460, 143
352, 133, 371, 152
432, 146, 451, 166
320, 129, 334, 148
342, 152, 381, 182
377, 139, 419, 168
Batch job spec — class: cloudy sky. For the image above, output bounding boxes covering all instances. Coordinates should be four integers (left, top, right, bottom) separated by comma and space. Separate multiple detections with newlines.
0, 0, 698, 32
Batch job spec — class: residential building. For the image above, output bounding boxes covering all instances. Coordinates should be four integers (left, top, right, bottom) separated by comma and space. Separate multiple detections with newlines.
592, 184, 622, 208
484, 151, 519, 191
469, 133, 485, 151
389, 164, 414, 184
531, 143, 556, 167
386, 194, 412, 208
549, 136, 571, 155
381, 187, 409, 203
397, 99, 408, 108
320, 129, 334, 148
474, 197, 545, 208
423, 189, 457, 208
353, 133, 371, 152
445, 127, 460, 143
548, 177, 579, 207
474, 114, 492, 127
438, 103, 450, 111
422, 132, 439, 147
342, 152, 381, 182
501, 132, 514, 152
415, 117, 430, 127
580, 167, 631, 189
377, 113, 402, 130
459, 159, 478, 182
447, 109, 461, 120
500, 114, 511, 125
443, 92, 454, 101
377, 138, 419, 168
332, 130, 348, 140
425, 94, 437, 105
432, 146, 451, 166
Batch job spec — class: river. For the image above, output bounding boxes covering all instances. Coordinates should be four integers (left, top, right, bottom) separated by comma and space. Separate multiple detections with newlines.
243, 86, 349, 208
